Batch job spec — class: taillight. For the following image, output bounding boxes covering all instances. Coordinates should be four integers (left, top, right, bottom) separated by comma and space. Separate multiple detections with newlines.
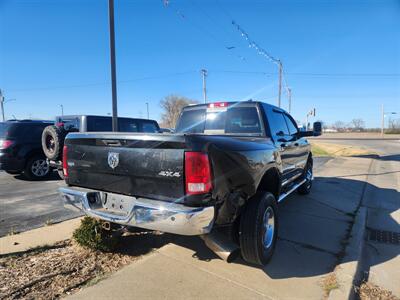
0, 140, 14, 149
208, 102, 228, 108
185, 152, 212, 195
62, 145, 68, 178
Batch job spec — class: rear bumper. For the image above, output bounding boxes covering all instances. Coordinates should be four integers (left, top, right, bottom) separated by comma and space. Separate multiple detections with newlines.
59, 187, 215, 236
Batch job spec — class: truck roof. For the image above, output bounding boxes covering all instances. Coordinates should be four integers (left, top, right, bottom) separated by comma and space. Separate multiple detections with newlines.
185, 100, 284, 112
55, 115, 158, 122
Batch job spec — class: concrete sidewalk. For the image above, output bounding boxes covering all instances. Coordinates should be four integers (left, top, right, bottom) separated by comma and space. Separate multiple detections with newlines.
0, 217, 82, 255
67, 156, 373, 300
361, 154, 400, 296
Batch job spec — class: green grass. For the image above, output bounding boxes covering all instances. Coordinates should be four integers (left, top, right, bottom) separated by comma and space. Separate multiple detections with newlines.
311, 144, 330, 157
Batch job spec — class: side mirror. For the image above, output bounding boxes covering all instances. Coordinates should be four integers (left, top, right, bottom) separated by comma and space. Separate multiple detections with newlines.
313, 122, 322, 136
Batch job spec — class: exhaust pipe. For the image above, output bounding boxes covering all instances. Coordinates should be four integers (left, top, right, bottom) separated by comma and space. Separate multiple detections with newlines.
201, 231, 240, 263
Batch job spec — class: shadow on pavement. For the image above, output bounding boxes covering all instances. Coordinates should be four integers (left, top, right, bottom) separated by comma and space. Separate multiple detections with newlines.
13, 170, 62, 181
354, 154, 400, 163
145, 175, 399, 280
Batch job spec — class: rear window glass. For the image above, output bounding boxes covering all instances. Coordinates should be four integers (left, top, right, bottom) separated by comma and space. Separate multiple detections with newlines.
57, 117, 80, 131
0, 123, 49, 140
175, 106, 263, 135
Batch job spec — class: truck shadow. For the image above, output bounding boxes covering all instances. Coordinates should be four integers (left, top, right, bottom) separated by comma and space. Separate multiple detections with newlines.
170, 175, 399, 279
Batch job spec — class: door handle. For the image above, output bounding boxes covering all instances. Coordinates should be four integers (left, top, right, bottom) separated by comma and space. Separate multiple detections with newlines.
294, 142, 299, 147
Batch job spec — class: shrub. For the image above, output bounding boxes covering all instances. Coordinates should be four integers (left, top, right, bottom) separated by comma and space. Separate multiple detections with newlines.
73, 217, 119, 251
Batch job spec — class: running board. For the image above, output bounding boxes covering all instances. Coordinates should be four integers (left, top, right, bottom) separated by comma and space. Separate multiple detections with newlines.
278, 179, 306, 203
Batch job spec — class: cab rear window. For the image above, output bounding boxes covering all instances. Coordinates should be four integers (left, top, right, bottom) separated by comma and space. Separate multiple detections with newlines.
175, 106, 263, 135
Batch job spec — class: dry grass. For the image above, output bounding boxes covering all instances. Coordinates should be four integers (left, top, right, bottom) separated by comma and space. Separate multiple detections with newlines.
322, 272, 339, 298
358, 282, 399, 300
311, 142, 376, 157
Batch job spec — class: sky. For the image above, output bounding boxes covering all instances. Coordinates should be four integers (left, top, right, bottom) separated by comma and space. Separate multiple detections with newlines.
0, 0, 399, 127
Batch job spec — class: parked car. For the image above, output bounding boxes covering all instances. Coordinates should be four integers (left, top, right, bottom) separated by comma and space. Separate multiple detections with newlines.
59, 101, 321, 266
41, 115, 160, 178
0, 120, 54, 180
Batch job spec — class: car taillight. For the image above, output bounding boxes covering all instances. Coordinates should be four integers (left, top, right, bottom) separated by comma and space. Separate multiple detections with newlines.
62, 145, 68, 178
0, 140, 14, 149
185, 152, 212, 195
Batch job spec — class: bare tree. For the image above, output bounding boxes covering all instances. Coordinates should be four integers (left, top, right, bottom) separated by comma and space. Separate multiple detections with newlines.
351, 118, 365, 131
160, 95, 197, 128
388, 118, 400, 129
333, 121, 346, 132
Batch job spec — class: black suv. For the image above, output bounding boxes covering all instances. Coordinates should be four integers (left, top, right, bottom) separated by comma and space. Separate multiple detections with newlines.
0, 120, 53, 180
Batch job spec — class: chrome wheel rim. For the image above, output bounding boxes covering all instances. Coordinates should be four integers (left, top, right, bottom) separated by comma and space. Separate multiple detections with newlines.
31, 159, 49, 177
262, 206, 275, 249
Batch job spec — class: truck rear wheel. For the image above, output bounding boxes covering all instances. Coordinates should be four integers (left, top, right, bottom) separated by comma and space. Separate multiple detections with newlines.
42, 125, 66, 161
239, 192, 278, 265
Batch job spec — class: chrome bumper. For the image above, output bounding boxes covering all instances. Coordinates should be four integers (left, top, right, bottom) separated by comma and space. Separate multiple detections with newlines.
59, 187, 215, 236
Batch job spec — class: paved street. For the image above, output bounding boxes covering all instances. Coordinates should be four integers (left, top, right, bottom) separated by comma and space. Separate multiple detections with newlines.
0, 171, 81, 237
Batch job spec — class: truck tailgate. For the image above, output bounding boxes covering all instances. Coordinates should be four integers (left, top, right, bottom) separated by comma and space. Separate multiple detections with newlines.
65, 133, 186, 202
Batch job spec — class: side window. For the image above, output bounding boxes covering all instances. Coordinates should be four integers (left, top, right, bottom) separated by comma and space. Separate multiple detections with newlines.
141, 122, 159, 133
118, 119, 139, 132
267, 110, 289, 138
284, 114, 298, 136
87, 117, 112, 132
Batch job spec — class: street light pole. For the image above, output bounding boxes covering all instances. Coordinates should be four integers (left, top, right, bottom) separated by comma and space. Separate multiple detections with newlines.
0, 89, 4, 122
277, 60, 282, 108
201, 69, 207, 104
60, 104, 64, 117
381, 104, 384, 136
108, 0, 118, 132
287, 87, 292, 113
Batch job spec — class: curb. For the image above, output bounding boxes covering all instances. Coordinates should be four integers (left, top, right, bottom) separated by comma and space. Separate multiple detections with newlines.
328, 207, 367, 300
0, 217, 82, 256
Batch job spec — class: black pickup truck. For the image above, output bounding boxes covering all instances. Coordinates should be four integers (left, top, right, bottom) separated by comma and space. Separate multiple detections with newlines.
60, 101, 321, 265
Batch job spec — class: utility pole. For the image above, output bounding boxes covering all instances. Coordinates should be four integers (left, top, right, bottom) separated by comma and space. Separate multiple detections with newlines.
277, 60, 283, 108
108, 0, 118, 132
0, 89, 4, 122
287, 87, 292, 113
60, 104, 64, 117
201, 69, 208, 103
381, 104, 384, 136
146, 102, 149, 119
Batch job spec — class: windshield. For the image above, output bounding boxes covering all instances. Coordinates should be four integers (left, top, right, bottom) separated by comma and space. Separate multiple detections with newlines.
175, 106, 263, 135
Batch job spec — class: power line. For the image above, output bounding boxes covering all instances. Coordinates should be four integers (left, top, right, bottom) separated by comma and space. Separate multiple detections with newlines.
211, 70, 400, 77
163, 1, 248, 62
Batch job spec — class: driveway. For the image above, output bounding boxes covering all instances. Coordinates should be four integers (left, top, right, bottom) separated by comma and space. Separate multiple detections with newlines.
0, 171, 81, 237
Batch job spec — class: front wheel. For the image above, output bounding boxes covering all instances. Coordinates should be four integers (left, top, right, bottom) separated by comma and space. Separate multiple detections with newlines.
239, 192, 278, 266
24, 156, 50, 180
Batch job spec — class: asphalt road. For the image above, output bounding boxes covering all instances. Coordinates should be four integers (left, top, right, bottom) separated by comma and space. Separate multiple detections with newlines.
0, 171, 81, 237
